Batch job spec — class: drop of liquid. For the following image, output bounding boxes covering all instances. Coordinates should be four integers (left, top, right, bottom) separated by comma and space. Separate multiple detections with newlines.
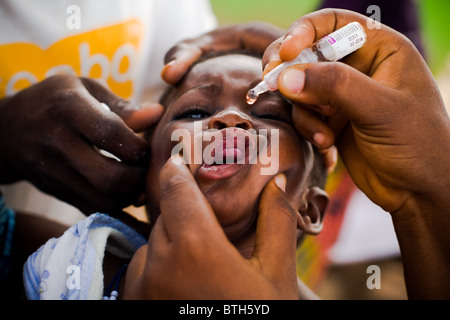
246, 89, 258, 105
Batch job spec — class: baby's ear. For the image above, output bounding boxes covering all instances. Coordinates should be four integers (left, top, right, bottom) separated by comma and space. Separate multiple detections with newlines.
297, 187, 329, 235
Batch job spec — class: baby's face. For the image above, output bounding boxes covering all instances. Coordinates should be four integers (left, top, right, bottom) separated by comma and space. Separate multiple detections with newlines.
146, 54, 315, 247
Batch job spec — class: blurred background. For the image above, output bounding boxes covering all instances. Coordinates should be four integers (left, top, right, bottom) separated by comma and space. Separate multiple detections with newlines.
209, 0, 450, 300
210, 0, 450, 76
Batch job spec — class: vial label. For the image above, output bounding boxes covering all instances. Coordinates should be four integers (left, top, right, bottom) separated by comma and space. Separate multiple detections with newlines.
322, 22, 367, 61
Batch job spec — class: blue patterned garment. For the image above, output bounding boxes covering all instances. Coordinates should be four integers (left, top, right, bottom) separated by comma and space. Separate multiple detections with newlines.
23, 213, 146, 300
0, 193, 15, 285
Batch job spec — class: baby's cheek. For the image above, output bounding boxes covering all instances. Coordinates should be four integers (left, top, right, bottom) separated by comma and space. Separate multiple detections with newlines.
277, 132, 311, 205
276, 132, 305, 170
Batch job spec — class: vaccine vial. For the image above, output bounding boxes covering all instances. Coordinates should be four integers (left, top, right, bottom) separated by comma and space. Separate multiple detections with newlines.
246, 21, 367, 104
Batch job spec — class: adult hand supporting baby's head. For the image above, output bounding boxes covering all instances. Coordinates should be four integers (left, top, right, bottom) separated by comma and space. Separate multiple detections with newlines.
0, 75, 163, 214
161, 22, 284, 85
123, 155, 312, 300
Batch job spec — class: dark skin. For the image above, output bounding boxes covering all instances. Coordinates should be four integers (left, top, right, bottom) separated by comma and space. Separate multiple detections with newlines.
123, 54, 328, 299
158, 9, 450, 299
124, 159, 319, 299
161, 22, 285, 84
150, 54, 328, 249
0, 75, 163, 214
10, 10, 450, 299
0, 22, 286, 215
12, 54, 322, 300
1, 22, 292, 299
262, 9, 450, 299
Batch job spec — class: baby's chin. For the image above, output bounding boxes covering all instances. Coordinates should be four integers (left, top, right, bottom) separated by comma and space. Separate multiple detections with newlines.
189, 162, 274, 243
200, 185, 260, 243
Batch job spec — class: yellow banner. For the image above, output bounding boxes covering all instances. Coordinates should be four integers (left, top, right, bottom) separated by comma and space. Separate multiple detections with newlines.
0, 19, 143, 99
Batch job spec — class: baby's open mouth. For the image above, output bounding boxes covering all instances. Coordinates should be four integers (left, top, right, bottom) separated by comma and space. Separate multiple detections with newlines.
198, 128, 257, 180
203, 138, 247, 166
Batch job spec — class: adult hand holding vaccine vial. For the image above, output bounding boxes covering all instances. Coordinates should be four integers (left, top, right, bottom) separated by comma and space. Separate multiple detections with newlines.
246, 22, 367, 104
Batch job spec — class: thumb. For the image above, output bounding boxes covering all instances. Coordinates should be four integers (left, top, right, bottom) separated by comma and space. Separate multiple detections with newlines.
158, 155, 224, 241
277, 62, 402, 124
252, 174, 298, 281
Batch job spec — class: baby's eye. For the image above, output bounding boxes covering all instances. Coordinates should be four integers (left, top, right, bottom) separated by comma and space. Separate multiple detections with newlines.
174, 107, 212, 120
186, 110, 210, 119
252, 110, 291, 123
251, 95, 292, 124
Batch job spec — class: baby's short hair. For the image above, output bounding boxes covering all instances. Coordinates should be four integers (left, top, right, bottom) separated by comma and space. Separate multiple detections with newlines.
158, 50, 328, 189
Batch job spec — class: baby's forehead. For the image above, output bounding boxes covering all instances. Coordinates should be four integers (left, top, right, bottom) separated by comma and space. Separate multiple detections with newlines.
186, 53, 262, 81
163, 53, 262, 106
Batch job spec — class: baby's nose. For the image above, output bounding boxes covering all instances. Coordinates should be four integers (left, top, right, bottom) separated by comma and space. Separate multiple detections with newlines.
208, 109, 253, 130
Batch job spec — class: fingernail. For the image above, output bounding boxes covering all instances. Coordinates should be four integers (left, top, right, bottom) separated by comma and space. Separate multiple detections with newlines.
170, 153, 185, 165
100, 102, 111, 111
161, 59, 176, 78
141, 103, 164, 113
283, 34, 293, 42
138, 102, 156, 108
166, 58, 176, 65
313, 132, 326, 147
328, 147, 338, 174
263, 60, 282, 77
274, 173, 287, 193
280, 68, 305, 93
281, 35, 293, 49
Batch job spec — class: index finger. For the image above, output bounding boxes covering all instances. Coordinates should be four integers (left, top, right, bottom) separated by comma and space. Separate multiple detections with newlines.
71, 93, 149, 166
267, 8, 399, 76
81, 77, 164, 132
162, 22, 284, 85
280, 9, 369, 60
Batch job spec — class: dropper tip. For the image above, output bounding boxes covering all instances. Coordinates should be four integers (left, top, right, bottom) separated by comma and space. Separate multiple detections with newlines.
246, 89, 258, 105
